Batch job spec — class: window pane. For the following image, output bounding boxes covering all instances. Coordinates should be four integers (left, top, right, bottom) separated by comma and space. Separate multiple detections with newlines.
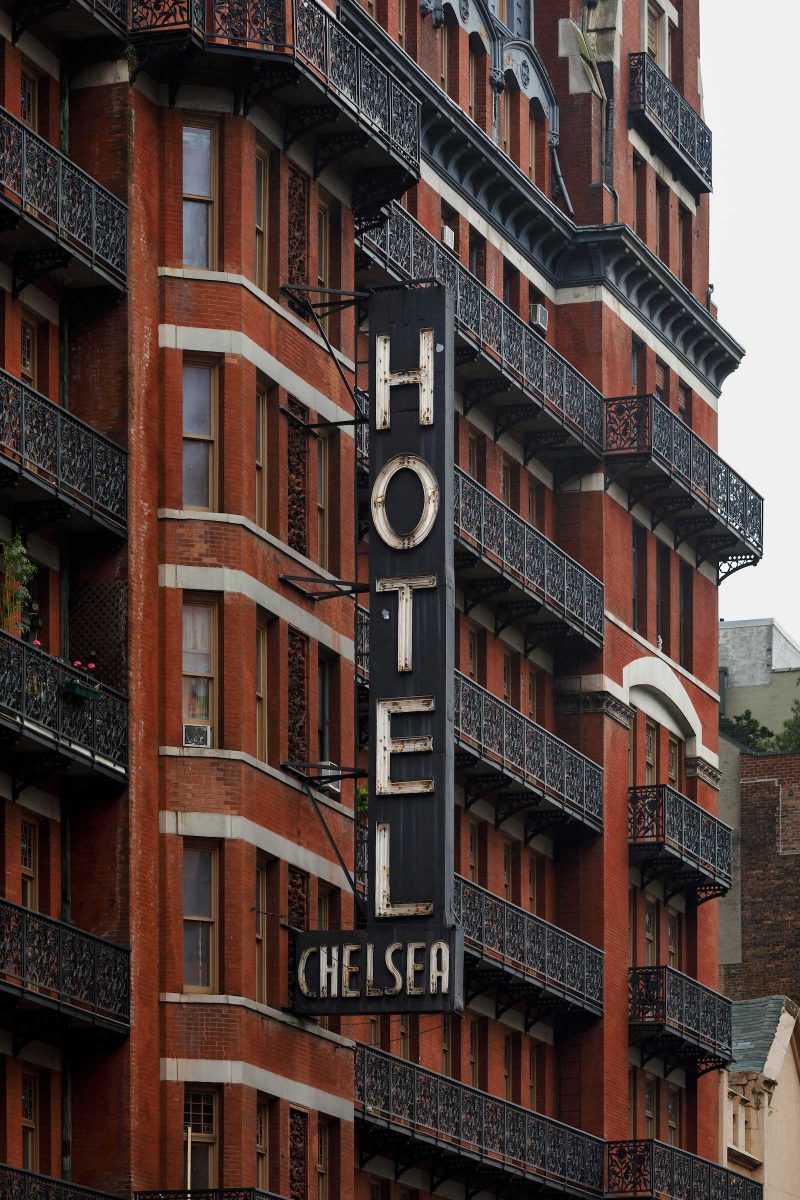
183, 126, 212, 196
184, 849, 214, 916
183, 367, 213, 435
256, 158, 264, 221
189, 1142, 213, 1188
184, 921, 211, 987
183, 606, 212, 673
183, 200, 210, 268
183, 440, 211, 508
184, 677, 211, 721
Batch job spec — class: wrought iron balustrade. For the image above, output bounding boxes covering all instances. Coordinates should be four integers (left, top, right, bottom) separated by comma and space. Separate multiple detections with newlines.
629, 966, 732, 1069
0, 631, 128, 771
0, 106, 127, 282
0, 1166, 124, 1200
0, 896, 129, 1026
607, 1140, 761, 1200
605, 394, 763, 562
0, 366, 127, 530
356, 608, 603, 829
358, 202, 604, 456
629, 53, 712, 191
455, 467, 604, 641
628, 785, 731, 901
138, 1190, 287, 1200
129, 0, 420, 169
455, 875, 603, 1012
356, 1044, 604, 1197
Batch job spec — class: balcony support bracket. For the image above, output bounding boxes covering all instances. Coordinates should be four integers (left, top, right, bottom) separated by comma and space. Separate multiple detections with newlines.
12, 750, 70, 802
12, 0, 69, 42
495, 599, 542, 636
525, 621, 568, 656
284, 104, 340, 151
524, 428, 570, 464
352, 166, 413, 224
12, 249, 72, 299
463, 577, 508, 615
719, 553, 758, 582
315, 130, 368, 178
492, 403, 535, 441
462, 377, 510, 416
464, 773, 509, 810
13, 497, 71, 535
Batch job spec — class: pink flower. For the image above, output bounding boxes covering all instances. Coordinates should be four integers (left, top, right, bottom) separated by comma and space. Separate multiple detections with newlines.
87, 663, 96, 670
73, 660, 82, 667
32, 639, 41, 647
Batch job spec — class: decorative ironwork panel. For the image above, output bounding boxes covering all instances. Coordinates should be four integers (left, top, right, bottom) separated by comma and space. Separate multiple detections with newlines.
629, 53, 712, 189
287, 167, 309, 286
288, 1108, 307, 1200
606, 395, 651, 453
211, 0, 285, 43
629, 785, 732, 891
629, 966, 732, 1061
286, 630, 308, 764
607, 1140, 760, 1200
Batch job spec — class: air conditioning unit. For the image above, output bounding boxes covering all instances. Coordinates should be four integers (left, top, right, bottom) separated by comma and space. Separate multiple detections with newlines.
315, 761, 341, 796
183, 723, 212, 748
529, 303, 548, 335
441, 224, 456, 250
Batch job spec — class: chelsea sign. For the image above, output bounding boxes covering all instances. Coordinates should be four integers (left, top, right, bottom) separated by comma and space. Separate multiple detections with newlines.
295, 287, 464, 1014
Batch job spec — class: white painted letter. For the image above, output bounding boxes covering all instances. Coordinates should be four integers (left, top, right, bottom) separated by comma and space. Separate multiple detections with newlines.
375, 823, 433, 918
297, 946, 318, 997
371, 454, 440, 550
375, 330, 434, 430
377, 575, 437, 672
406, 942, 426, 996
342, 943, 361, 998
365, 943, 383, 997
429, 940, 450, 995
384, 942, 403, 996
376, 697, 434, 795
319, 945, 339, 999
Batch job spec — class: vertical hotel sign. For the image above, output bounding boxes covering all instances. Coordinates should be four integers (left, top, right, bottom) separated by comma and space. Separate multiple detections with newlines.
295, 287, 463, 1014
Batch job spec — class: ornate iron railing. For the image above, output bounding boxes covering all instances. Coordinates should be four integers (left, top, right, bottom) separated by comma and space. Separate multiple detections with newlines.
0, 896, 129, 1024
628, 785, 731, 889
605, 394, 763, 557
0, 1166, 124, 1200
606, 1140, 761, 1200
0, 631, 128, 770
138, 1190, 287, 1200
356, 1044, 604, 1196
629, 967, 732, 1060
455, 467, 604, 640
0, 106, 127, 281
629, 53, 712, 190
358, 202, 604, 455
455, 876, 603, 1010
129, 0, 420, 168
356, 608, 603, 827
0, 366, 127, 529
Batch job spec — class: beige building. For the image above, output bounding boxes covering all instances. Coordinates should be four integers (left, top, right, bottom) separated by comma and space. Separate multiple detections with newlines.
723, 997, 800, 1200
719, 618, 800, 733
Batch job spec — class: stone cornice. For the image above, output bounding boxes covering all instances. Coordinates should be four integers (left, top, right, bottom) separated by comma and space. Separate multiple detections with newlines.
557, 690, 635, 730
340, 0, 744, 395
685, 756, 722, 791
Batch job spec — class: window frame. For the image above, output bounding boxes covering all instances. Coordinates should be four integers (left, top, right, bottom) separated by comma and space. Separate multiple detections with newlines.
256, 1098, 270, 1188
315, 433, 330, 571
255, 384, 268, 529
182, 597, 218, 743
644, 1072, 659, 1139
645, 720, 657, 785
184, 1087, 218, 1188
255, 858, 268, 1004
20, 61, 38, 131
644, 897, 660, 967
316, 1120, 329, 1200
182, 120, 218, 270
21, 817, 38, 910
316, 199, 331, 333
20, 312, 38, 388
21, 1070, 39, 1172
255, 144, 269, 291
256, 615, 268, 762
183, 841, 218, 994
182, 359, 218, 513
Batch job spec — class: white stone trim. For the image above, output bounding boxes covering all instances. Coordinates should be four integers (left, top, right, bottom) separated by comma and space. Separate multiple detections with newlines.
604, 614, 721, 702
159, 809, 351, 889
160, 1058, 353, 1120
158, 564, 354, 660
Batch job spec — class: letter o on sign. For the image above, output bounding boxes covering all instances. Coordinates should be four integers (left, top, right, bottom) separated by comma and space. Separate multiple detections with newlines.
371, 454, 440, 550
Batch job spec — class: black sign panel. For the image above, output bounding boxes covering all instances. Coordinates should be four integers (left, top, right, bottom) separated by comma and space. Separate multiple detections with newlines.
295, 286, 463, 1016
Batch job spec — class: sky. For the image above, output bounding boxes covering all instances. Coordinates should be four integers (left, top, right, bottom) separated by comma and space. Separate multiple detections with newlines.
699, 2, 799, 638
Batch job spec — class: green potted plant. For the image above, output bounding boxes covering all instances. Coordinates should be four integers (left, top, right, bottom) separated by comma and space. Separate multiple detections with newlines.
0, 534, 36, 637
64, 656, 103, 701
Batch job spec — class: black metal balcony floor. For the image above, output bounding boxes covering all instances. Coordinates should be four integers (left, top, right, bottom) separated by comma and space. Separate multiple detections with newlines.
12, 0, 127, 41
0, 467, 126, 538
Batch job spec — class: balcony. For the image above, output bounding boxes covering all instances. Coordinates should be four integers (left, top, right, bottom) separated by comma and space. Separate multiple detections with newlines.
0, 896, 129, 1036
0, 367, 127, 536
356, 202, 604, 479
607, 1140, 761, 1200
629, 53, 712, 195
604, 395, 763, 579
0, 1166, 125, 1200
629, 966, 732, 1075
455, 876, 603, 1020
356, 608, 603, 836
128, 0, 419, 219
356, 1044, 604, 1198
0, 107, 127, 292
138, 1190, 287, 1200
12, 0, 127, 42
0, 631, 128, 781
628, 785, 731, 905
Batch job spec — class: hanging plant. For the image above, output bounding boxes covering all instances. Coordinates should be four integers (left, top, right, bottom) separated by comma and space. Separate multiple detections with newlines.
355, 780, 369, 822
0, 534, 36, 637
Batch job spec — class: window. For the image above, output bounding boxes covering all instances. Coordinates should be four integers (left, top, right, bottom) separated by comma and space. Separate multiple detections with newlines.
256, 386, 268, 528
317, 654, 331, 763
397, 0, 405, 46
255, 147, 269, 290
21, 1072, 38, 1171
316, 435, 329, 570
399, 1014, 410, 1060
468, 49, 477, 119
678, 384, 691, 426
503, 1034, 514, 1101
21, 819, 38, 909
468, 819, 480, 882
646, 2, 664, 66
667, 736, 680, 788
467, 432, 479, 480
644, 1074, 659, 1138
527, 105, 538, 183
368, 1016, 380, 1047
645, 721, 657, 785
628, 722, 635, 786
679, 205, 692, 285
183, 124, 216, 268
468, 229, 485, 280
502, 841, 513, 901
503, 653, 512, 703
469, 1018, 481, 1086
644, 898, 659, 966
628, 887, 637, 964
632, 155, 643, 235
527, 669, 537, 721
656, 542, 670, 653
528, 853, 539, 914
656, 182, 669, 261
528, 1042, 537, 1110
666, 1086, 682, 1146
183, 844, 216, 991
20, 64, 38, 130
20, 315, 37, 387
256, 618, 268, 761
441, 200, 459, 253
182, 601, 216, 742
528, 478, 539, 525
439, 22, 449, 93
632, 523, 647, 634
667, 908, 682, 969
182, 362, 217, 510
256, 1100, 269, 1188
184, 1089, 217, 1187
679, 562, 692, 669
467, 627, 479, 681
316, 1121, 329, 1200
501, 455, 514, 508
255, 859, 268, 1003
441, 1015, 452, 1076
499, 91, 508, 155
654, 359, 667, 402
628, 1069, 637, 1137
317, 201, 331, 333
